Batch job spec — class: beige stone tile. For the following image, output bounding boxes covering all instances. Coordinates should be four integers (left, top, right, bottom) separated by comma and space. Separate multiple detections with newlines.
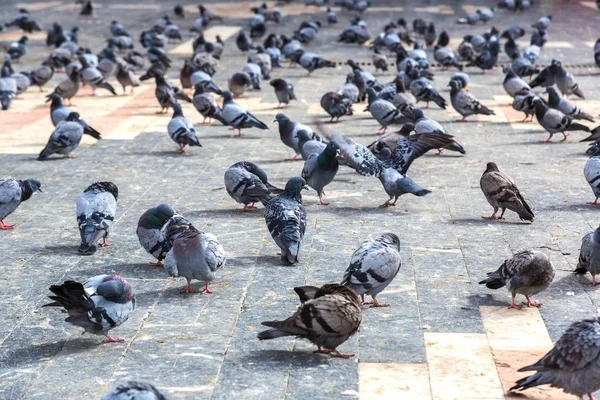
109, 4, 160, 9
425, 332, 505, 400
461, 5, 479, 14
0, 31, 46, 41
169, 26, 240, 55
15, 1, 61, 11
493, 95, 541, 131
359, 363, 431, 399
415, 5, 454, 14
581, 1, 597, 10
516, 41, 574, 49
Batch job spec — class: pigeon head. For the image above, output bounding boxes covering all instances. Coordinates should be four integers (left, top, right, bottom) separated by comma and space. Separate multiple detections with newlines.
272, 113, 290, 124
21, 179, 42, 199
284, 177, 308, 196
19, 36, 28, 44
412, 108, 425, 121
154, 203, 176, 221
65, 112, 82, 123
96, 276, 134, 304
314, 284, 360, 303
365, 87, 377, 104
378, 233, 400, 250
245, 162, 269, 184
295, 129, 312, 144
172, 102, 183, 116
447, 80, 460, 91
485, 162, 499, 172
45, 92, 62, 104
269, 78, 286, 91
545, 86, 558, 96
221, 90, 233, 102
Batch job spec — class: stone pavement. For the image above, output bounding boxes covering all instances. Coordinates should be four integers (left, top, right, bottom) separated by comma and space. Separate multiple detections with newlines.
0, 0, 599, 399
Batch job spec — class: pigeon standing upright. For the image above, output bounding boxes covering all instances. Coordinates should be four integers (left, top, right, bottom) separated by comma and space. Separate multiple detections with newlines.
584, 148, 600, 205
221, 91, 268, 136
532, 97, 590, 142
409, 75, 447, 109
167, 103, 202, 153
7, 36, 28, 62
480, 162, 534, 222
264, 177, 307, 265
341, 233, 401, 307
575, 226, 600, 285
365, 87, 409, 134
502, 66, 531, 97
320, 92, 353, 122
192, 83, 226, 125
257, 284, 362, 358
301, 142, 339, 205
38, 112, 99, 160
0, 177, 42, 230
467, 41, 499, 73
545, 86, 593, 122
224, 161, 283, 210
47, 93, 102, 138
449, 80, 495, 121
76, 182, 119, 255
552, 59, 585, 99
270, 78, 296, 108
479, 250, 554, 308
272, 113, 319, 159
44, 275, 135, 343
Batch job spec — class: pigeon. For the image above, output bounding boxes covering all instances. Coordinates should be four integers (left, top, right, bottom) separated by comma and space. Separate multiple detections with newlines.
546, 87, 593, 122
479, 250, 554, 308
347, 59, 382, 90
532, 97, 590, 142
450, 72, 469, 90
7, 36, 28, 62
168, 103, 202, 153
137, 204, 194, 267
501, 26, 525, 41
424, 22, 437, 47
46, 93, 102, 138
512, 88, 538, 122
97, 49, 118, 79
291, 49, 336, 76
409, 76, 447, 109
449, 80, 495, 121
552, 59, 585, 99
366, 87, 409, 134
11, 71, 30, 95
164, 228, 226, 294
0, 74, 16, 110
326, 8, 337, 24
341, 233, 401, 307
530, 30, 546, 49
372, 49, 388, 72
5, 9, 41, 33
80, 1, 93, 16
257, 283, 362, 358
115, 62, 140, 95
109, 21, 129, 37
224, 161, 283, 210
467, 41, 499, 73
270, 78, 296, 109
575, 226, 600, 286
123, 51, 145, 70
297, 129, 327, 160
192, 83, 226, 125
76, 182, 118, 255
510, 317, 600, 399
458, 39, 476, 63
595, 39, 600, 68
38, 112, 97, 160
480, 162, 534, 222
529, 65, 555, 88
101, 381, 168, 400
413, 108, 447, 134
190, 69, 222, 95
29, 60, 55, 91
409, 42, 429, 69
272, 113, 320, 159
50, 66, 80, 105
504, 37, 520, 60
457, 10, 481, 25
391, 79, 416, 109
376, 168, 431, 207
236, 30, 255, 52
264, 177, 308, 265
511, 57, 539, 78
241, 62, 262, 91
532, 15, 552, 30
320, 92, 353, 122
0, 177, 42, 230
154, 74, 177, 113
79, 57, 116, 96
198, 5, 223, 24
336, 74, 360, 104
44, 275, 135, 343
434, 45, 463, 71
301, 142, 340, 205
221, 91, 268, 136
584, 150, 600, 206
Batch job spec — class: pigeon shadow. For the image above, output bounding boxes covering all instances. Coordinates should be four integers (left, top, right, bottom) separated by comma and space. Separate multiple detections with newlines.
465, 293, 509, 309
251, 158, 295, 165
534, 203, 591, 212
240, 349, 332, 366
37, 244, 78, 255
0, 339, 99, 368
186, 208, 261, 218
449, 217, 532, 226
147, 150, 192, 158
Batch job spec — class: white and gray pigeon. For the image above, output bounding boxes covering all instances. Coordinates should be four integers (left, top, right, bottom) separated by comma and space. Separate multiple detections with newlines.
264, 177, 308, 265
221, 91, 268, 136
76, 181, 119, 255
192, 83, 227, 125
38, 112, 89, 160
301, 142, 340, 205
409, 75, 447, 109
531, 15, 552, 30
575, 226, 600, 285
102, 381, 168, 400
512, 88, 538, 122
546, 86, 593, 122
365, 87, 409, 134
532, 97, 590, 142
167, 103, 202, 153
510, 316, 600, 399
297, 129, 326, 160
552, 59, 585, 99
479, 250, 554, 308
137, 204, 194, 266
413, 108, 447, 134
480, 162, 534, 222
449, 80, 495, 121
224, 161, 283, 210
270, 78, 296, 108
0, 177, 42, 230
272, 113, 320, 159
164, 227, 226, 294
47, 92, 102, 139
434, 45, 463, 71
291, 49, 336, 76
584, 150, 600, 205
0, 73, 17, 110
341, 233, 401, 307
44, 274, 135, 343
502, 66, 531, 97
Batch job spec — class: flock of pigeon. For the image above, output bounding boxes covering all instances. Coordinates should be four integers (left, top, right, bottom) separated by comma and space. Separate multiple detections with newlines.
2, 1, 600, 399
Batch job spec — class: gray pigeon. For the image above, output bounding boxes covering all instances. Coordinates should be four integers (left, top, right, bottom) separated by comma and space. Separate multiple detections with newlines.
221, 91, 268, 136
224, 161, 283, 210
102, 381, 168, 400
320, 92, 353, 122
167, 103, 202, 153
377, 168, 431, 207
227, 72, 252, 97
372, 49, 388, 72
242, 62, 261, 90
480, 162, 534, 222
341, 233, 401, 307
510, 317, 600, 399
264, 177, 307, 265
413, 108, 447, 134
76, 182, 118, 255
532, 97, 590, 142
512, 88, 537, 122
29, 61, 55, 91
434, 45, 462, 71
292, 49, 336, 76
575, 226, 600, 285
479, 250, 554, 308
297, 129, 326, 160
502, 66, 531, 97
44, 275, 135, 343
301, 142, 340, 205
552, 59, 585, 99
79, 56, 116, 95
192, 83, 226, 125
51, 67, 80, 105
0, 177, 42, 230
584, 151, 600, 205
270, 78, 296, 108
38, 112, 90, 160
164, 228, 226, 294
409, 76, 447, 109
257, 284, 362, 359
449, 80, 495, 121
46, 93, 102, 139
532, 15, 552, 30
365, 87, 409, 134
511, 57, 539, 78
272, 113, 320, 159
115, 61, 140, 95
546, 87, 593, 122
154, 74, 177, 113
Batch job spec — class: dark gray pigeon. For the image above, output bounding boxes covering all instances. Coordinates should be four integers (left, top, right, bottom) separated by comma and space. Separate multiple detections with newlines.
512, 88, 537, 122
273, 113, 320, 158
479, 250, 554, 308
221, 91, 268, 136
115, 61, 140, 95
44, 274, 135, 343
575, 226, 600, 285
264, 177, 307, 265
409, 76, 446, 109
532, 15, 552, 30
297, 129, 326, 160
546, 86, 593, 122
258, 284, 362, 358
552, 59, 585, 99
584, 150, 600, 205
50, 67, 80, 106
102, 381, 168, 400
46, 93, 101, 139
532, 97, 590, 142
167, 103, 202, 153
341, 233, 401, 307
301, 142, 339, 205
480, 162, 534, 222
164, 228, 226, 294
38, 112, 92, 160
228, 72, 252, 97
154, 74, 177, 113
365, 87, 409, 134
76, 182, 118, 255
449, 80, 495, 121
270, 78, 296, 108
224, 161, 283, 210
320, 92, 353, 122
510, 317, 600, 399
192, 83, 226, 125
0, 177, 42, 230
529, 65, 554, 89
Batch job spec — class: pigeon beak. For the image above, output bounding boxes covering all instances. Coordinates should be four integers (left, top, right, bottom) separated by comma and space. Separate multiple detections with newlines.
272, 118, 277, 123
37, 188, 43, 193
45, 96, 52, 103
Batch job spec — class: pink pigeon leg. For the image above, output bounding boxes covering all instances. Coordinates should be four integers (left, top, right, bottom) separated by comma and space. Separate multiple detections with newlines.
149, 260, 163, 267
329, 349, 354, 358
588, 198, 599, 205
508, 297, 522, 309
0, 221, 14, 230
525, 296, 541, 307
200, 283, 212, 294
103, 336, 125, 343
180, 282, 195, 294
99, 238, 112, 247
